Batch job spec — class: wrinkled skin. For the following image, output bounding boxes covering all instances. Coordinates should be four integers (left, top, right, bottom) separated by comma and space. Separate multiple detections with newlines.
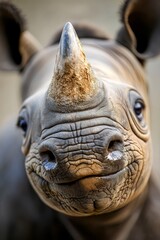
21, 43, 151, 217
1, 0, 160, 239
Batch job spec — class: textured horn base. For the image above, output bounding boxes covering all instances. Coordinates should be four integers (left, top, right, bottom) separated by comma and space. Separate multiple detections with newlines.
49, 60, 97, 106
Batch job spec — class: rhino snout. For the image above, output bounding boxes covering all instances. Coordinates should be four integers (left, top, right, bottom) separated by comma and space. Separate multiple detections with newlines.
38, 128, 124, 181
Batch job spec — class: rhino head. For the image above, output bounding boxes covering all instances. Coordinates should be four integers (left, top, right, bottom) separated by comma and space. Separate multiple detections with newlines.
1, 0, 160, 219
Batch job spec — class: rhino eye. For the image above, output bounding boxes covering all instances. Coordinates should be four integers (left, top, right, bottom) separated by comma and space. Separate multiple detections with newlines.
17, 109, 28, 136
17, 117, 28, 133
129, 90, 146, 126
134, 100, 144, 122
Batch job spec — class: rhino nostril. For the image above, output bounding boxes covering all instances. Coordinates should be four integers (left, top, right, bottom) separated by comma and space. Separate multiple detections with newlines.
108, 140, 123, 153
107, 139, 124, 161
40, 150, 57, 171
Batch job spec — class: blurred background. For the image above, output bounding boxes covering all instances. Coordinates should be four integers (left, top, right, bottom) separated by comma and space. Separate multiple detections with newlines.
0, 0, 159, 173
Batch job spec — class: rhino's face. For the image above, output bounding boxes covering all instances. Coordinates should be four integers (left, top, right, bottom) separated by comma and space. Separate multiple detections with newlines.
17, 24, 151, 216
18, 80, 151, 217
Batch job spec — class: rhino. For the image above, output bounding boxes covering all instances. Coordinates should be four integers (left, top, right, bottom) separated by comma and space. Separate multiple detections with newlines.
0, 0, 160, 239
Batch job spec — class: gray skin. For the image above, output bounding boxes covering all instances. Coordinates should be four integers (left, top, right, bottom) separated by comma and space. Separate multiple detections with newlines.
1, 0, 160, 240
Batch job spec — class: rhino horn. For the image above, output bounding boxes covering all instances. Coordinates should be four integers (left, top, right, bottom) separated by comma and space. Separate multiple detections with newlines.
48, 22, 98, 106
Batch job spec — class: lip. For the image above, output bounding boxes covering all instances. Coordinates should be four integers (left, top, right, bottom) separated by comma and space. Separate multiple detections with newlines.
58, 167, 129, 186
56, 169, 123, 186
53, 156, 127, 185
31, 162, 129, 187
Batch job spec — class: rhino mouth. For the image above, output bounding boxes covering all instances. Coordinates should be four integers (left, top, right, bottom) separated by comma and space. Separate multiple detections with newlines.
56, 165, 129, 186
29, 160, 139, 216
32, 159, 131, 187
55, 168, 125, 186
30, 166, 128, 201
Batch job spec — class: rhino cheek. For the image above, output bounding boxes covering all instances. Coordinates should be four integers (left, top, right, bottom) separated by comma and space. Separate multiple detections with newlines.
122, 132, 151, 199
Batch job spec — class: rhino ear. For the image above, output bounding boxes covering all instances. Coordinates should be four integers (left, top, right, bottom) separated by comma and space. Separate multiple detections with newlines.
116, 0, 160, 62
0, 2, 41, 71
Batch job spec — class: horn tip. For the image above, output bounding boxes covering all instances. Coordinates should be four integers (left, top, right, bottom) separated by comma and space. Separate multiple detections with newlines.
64, 22, 74, 31
60, 22, 79, 59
